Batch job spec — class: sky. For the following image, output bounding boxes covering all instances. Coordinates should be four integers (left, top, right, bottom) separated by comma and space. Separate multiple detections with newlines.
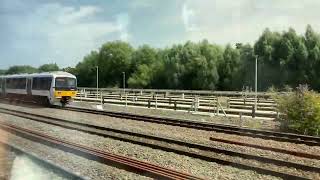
1, 0, 320, 69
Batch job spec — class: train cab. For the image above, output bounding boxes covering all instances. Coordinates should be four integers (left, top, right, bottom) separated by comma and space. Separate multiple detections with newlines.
52, 74, 77, 106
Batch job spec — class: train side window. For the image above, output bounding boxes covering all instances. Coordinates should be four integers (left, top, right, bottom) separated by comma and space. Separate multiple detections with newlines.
32, 77, 39, 90
19, 78, 26, 89
40, 77, 52, 90
6, 79, 12, 89
32, 77, 52, 90
6, 79, 9, 88
12, 78, 17, 89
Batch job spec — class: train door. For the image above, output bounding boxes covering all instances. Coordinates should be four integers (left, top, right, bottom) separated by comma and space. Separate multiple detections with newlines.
27, 78, 32, 95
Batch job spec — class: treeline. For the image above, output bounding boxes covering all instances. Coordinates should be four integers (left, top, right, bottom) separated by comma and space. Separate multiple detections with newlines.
74, 25, 320, 91
0, 63, 62, 75
2, 25, 320, 91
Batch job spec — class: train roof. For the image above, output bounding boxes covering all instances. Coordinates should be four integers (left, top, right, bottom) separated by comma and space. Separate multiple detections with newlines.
0, 71, 76, 78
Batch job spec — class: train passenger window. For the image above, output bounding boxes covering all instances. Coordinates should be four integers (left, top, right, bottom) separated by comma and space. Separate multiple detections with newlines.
32, 77, 52, 90
5, 78, 26, 89
6, 79, 13, 89
18, 78, 26, 89
6, 79, 10, 88
32, 78, 39, 90
40, 77, 52, 90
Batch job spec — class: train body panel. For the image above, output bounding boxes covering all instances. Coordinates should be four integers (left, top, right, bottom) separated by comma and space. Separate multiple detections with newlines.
0, 71, 77, 106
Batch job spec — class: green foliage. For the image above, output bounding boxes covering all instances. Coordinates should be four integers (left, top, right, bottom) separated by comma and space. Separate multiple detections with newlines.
74, 51, 99, 87
128, 64, 153, 88
0, 69, 6, 75
218, 44, 240, 89
62, 67, 76, 74
38, 63, 59, 72
5, 65, 38, 74
70, 26, 320, 90
276, 86, 320, 136
98, 41, 133, 87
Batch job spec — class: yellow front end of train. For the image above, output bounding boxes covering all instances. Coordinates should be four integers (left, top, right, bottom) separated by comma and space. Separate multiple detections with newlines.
54, 90, 77, 98
52, 76, 77, 106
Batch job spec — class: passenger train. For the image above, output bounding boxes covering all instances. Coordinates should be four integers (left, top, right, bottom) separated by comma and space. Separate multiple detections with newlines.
0, 71, 77, 106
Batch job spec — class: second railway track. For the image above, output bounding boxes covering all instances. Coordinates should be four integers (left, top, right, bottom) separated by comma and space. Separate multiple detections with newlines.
0, 106, 319, 179
63, 106, 320, 146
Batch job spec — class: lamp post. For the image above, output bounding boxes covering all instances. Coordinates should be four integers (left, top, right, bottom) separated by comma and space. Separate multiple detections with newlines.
122, 72, 127, 107
254, 56, 258, 111
96, 66, 99, 99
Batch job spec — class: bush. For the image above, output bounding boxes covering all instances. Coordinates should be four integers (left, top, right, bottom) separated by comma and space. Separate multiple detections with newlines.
275, 85, 320, 136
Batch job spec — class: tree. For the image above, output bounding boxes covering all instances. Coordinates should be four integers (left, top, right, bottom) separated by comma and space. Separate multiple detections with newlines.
235, 44, 255, 89
254, 28, 282, 90
38, 63, 59, 72
127, 45, 158, 88
0, 69, 6, 75
98, 41, 134, 87
131, 45, 157, 71
72, 25, 320, 91
5, 65, 37, 74
128, 64, 153, 88
218, 44, 240, 90
74, 51, 99, 87
62, 67, 76, 74
304, 25, 320, 90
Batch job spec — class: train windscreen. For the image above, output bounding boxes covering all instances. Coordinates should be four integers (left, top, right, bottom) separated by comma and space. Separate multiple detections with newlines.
55, 77, 76, 90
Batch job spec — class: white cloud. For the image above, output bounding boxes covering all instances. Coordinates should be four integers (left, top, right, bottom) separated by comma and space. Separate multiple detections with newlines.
129, 0, 153, 8
56, 6, 101, 25
181, 0, 320, 45
181, 3, 199, 32
11, 3, 123, 67
116, 13, 130, 41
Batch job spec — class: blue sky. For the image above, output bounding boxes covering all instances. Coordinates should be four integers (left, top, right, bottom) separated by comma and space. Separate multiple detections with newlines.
1, 0, 320, 69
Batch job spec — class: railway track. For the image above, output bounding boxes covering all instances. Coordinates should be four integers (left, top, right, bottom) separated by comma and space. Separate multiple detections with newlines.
0, 121, 203, 180
0, 107, 318, 179
63, 106, 320, 146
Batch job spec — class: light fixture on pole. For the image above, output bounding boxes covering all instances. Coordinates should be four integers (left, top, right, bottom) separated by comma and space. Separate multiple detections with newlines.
96, 66, 99, 100
255, 55, 258, 111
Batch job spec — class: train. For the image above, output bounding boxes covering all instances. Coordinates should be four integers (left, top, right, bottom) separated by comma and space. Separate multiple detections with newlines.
0, 71, 77, 106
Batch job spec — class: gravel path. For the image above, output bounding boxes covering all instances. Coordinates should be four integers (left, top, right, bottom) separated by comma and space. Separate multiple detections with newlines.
0, 129, 149, 180
0, 113, 279, 180
72, 101, 279, 130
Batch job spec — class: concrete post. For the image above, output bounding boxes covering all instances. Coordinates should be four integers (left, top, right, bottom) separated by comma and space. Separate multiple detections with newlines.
155, 93, 157, 109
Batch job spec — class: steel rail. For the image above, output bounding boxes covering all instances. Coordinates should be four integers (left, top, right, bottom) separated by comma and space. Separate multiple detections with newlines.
0, 107, 316, 179
209, 137, 320, 160
0, 122, 203, 180
63, 106, 320, 146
